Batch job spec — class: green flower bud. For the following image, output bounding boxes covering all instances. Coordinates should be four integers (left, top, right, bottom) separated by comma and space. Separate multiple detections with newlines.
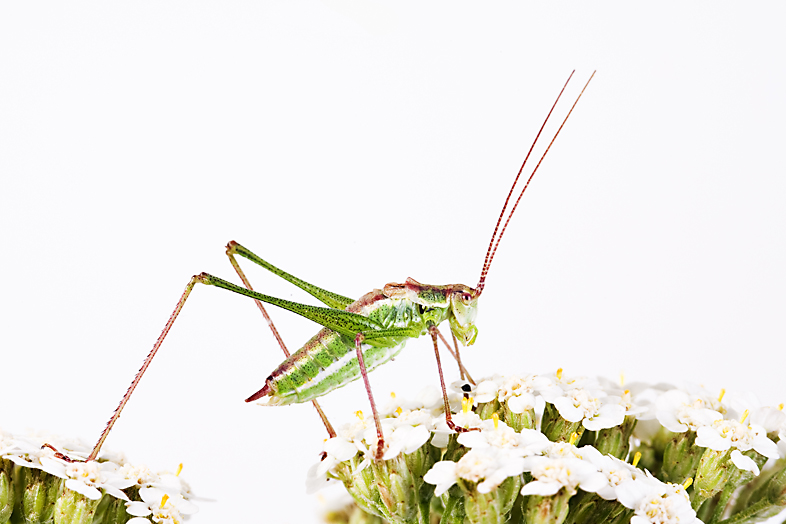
522, 488, 573, 524
91, 492, 130, 524
0, 469, 14, 524
53, 486, 101, 524
701, 459, 786, 523
630, 443, 659, 477
335, 457, 387, 520
22, 468, 61, 524
541, 403, 584, 444
706, 449, 770, 522
692, 448, 732, 505
765, 458, 786, 507
475, 399, 501, 422
370, 455, 423, 523
606, 502, 635, 524
501, 404, 536, 433
562, 491, 623, 524
592, 415, 637, 459
335, 444, 438, 524
439, 490, 466, 524
462, 475, 521, 524
322, 500, 387, 524
660, 430, 703, 484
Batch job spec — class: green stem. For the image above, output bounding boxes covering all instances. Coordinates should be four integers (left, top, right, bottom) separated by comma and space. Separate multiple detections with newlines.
715, 498, 774, 524
440, 495, 465, 524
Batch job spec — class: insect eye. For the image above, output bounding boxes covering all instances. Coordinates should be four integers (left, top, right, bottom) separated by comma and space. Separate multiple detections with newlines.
462, 293, 472, 303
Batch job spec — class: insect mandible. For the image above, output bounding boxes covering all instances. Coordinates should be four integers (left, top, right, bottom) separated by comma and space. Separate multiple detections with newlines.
88, 70, 595, 461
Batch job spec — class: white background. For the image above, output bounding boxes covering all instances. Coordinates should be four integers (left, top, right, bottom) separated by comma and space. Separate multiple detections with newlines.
2, 3, 785, 523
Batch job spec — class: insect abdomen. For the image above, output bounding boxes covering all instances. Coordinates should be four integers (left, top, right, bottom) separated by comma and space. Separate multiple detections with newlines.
259, 328, 407, 405
257, 298, 419, 405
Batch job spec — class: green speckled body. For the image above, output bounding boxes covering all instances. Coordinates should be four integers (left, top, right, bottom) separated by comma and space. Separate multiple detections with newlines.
260, 284, 454, 405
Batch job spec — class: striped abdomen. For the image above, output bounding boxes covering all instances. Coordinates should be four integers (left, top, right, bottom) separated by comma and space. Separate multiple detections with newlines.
253, 289, 439, 406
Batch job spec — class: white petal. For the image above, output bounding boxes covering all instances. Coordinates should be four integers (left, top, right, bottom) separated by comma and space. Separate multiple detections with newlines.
430, 431, 450, 449
474, 380, 500, 403
508, 393, 535, 414
752, 435, 780, 459
520, 479, 563, 496
64, 479, 102, 500
324, 437, 358, 461
402, 425, 430, 454
139, 486, 166, 505
553, 398, 584, 423
578, 472, 609, 493
38, 456, 67, 478
695, 426, 730, 451
457, 431, 489, 449
657, 410, 688, 433
173, 498, 198, 515
101, 484, 130, 501
125, 501, 152, 517
423, 461, 458, 497
730, 450, 759, 475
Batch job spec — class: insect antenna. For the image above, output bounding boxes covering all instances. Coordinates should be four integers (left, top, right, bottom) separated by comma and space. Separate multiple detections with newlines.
475, 70, 595, 296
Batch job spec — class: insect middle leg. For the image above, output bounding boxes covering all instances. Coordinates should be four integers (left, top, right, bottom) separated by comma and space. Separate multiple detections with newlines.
352, 333, 386, 460
226, 246, 336, 438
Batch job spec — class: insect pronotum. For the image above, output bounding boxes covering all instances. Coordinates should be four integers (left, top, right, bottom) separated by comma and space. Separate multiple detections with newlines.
88, 70, 595, 461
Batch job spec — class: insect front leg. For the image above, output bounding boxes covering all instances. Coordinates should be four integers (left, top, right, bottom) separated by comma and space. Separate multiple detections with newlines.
428, 325, 479, 435
226, 245, 336, 438
434, 328, 475, 385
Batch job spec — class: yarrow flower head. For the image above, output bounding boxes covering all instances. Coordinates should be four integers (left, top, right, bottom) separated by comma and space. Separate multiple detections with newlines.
616, 474, 700, 524
0, 428, 197, 524
309, 370, 786, 524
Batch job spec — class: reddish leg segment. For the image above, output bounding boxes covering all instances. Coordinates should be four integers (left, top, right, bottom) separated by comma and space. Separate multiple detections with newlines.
88, 276, 200, 461
429, 325, 478, 434
227, 247, 336, 438
353, 333, 386, 460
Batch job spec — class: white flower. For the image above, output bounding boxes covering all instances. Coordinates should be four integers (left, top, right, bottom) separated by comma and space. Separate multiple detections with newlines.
699, 419, 778, 457
520, 454, 607, 496
584, 451, 642, 501
424, 460, 460, 497
750, 405, 786, 434
546, 370, 600, 393
472, 376, 501, 404
495, 374, 553, 413
306, 436, 360, 494
424, 447, 525, 496
64, 461, 104, 500
616, 474, 701, 524
541, 382, 626, 431
380, 386, 444, 415
457, 419, 550, 457
137, 487, 198, 524
0, 428, 196, 521
655, 389, 723, 432
389, 407, 438, 431
695, 418, 779, 474
431, 410, 483, 448
374, 424, 431, 460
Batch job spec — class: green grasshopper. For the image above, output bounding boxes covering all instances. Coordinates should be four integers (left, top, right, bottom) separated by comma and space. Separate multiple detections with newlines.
88, 71, 594, 461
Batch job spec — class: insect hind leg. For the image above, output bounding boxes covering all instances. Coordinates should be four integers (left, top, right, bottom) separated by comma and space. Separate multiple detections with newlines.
226, 244, 336, 438
88, 274, 202, 461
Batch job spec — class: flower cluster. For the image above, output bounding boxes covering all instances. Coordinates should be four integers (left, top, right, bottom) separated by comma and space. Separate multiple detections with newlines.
0, 429, 196, 524
312, 370, 786, 524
